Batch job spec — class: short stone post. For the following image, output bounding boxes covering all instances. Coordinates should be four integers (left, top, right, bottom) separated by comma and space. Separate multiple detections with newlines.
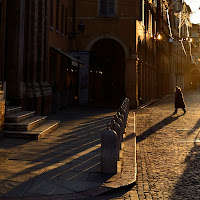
113, 121, 122, 152
119, 106, 128, 126
101, 129, 118, 174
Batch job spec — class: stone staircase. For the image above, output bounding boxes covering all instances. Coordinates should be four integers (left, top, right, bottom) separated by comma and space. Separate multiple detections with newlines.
4, 106, 60, 140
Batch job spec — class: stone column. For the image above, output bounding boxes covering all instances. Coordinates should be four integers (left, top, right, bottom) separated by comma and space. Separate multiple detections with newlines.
5, 0, 25, 101
37, 0, 45, 82
135, 58, 139, 107
125, 57, 137, 108
26, 0, 44, 114
0, 92, 5, 136
44, 0, 49, 81
138, 60, 143, 105
0, 0, 6, 82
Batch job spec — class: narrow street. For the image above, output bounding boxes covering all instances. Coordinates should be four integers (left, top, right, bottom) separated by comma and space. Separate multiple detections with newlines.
91, 90, 200, 200
136, 90, 200, 199
0, 90, 200, 199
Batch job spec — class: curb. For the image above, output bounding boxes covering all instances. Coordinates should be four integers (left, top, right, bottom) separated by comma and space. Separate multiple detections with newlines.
79, 112, 137, 199
0, 111, 137, 200
138, 94, 171, 110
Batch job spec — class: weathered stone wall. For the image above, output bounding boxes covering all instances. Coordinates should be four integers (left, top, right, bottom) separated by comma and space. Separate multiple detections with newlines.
0, 91, 5, 134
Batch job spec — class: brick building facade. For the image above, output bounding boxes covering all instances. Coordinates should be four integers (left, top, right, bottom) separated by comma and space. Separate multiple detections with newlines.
0, 0, 192, 115
65, 0, 191, 107
188, 24, 200, 90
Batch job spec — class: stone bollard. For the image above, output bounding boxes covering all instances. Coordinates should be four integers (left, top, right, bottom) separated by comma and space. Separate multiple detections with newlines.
119, 107, 128, 124
116, 113, 125, 135
101, 129, 118, 174
114, 114, 123, 129
113, 121, 122, 152
107, 120, 114, 130
119, 107, 126, 120
117, 111, 124, 121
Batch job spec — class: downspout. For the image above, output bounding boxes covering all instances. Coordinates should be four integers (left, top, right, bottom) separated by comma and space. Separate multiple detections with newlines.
72, 0, 75, 39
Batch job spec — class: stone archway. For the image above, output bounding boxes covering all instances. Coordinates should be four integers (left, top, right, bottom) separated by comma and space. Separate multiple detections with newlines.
89, 38, 126, 106
191, 69, 200, 90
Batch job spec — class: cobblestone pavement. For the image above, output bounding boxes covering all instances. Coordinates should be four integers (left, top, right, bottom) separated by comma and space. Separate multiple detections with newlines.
89, 90, 200, 200
1, 90, 200, 200
135, 90, 200, 200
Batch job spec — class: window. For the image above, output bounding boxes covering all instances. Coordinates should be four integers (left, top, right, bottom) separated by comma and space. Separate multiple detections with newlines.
153, 0, 157, 7
99, 0, 116, 17
65, 8, 68, 36
61, 4, 64, 33
56, 0, 59, 31
0, 2, 1, 28
50, 0, 53, 27
149, 11, 152, 36
141, 0, 145, 26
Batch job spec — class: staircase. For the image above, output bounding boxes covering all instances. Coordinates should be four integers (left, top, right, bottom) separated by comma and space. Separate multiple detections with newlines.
4, 106, 60, 140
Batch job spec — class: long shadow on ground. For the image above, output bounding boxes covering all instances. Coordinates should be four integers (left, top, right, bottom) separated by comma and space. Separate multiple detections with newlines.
170, 131, 200, 199
0, 107, 116, 198
137, 114, 180, 143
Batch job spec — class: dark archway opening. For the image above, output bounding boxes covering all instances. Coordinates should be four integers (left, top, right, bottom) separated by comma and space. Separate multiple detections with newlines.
191, 69, 200, 90
89, 39, 126, 107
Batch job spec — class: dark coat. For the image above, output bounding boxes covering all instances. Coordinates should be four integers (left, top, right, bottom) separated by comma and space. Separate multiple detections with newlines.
175, 89, 185, 108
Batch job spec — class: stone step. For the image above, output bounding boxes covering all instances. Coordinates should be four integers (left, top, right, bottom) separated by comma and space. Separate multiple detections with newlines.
5, 111, 35, 123
6, 106, 22, 115
4, 116, 47, 131
4, 120, 60, 140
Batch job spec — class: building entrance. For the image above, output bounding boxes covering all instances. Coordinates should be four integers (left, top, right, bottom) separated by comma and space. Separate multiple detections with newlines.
89, 39, 126, 107
191, 69, 200, 90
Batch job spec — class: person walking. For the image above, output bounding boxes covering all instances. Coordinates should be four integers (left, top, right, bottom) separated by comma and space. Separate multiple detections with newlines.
173, 86, 186, 115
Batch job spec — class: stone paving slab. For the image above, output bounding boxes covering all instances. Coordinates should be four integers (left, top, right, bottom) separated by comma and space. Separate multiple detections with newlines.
0, 106, 136, 199
0, 180, 36, 198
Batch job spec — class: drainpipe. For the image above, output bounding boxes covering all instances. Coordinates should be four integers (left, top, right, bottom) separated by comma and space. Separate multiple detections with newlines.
72, 0, 75, 39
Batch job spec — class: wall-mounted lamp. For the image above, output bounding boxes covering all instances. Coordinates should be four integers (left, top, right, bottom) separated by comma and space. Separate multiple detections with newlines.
154, 33, 162, 40
68, 22, 85, 39
78, 22, 85, 34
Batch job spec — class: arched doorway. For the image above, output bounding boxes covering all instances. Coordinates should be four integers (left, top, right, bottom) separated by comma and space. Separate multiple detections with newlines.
89, 39, 126, 107
191, 69, 200, 90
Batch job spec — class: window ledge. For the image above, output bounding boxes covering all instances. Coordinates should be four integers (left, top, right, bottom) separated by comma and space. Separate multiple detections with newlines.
98, 16, 119, 19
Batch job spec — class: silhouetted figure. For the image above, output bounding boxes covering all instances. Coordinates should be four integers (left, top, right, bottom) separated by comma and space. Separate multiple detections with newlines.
173, 86, 186, 115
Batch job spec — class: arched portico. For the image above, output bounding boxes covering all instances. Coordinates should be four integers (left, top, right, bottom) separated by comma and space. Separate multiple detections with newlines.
88, 38, 126, 107
86, 34, 129, 59
191, 69, 200, 90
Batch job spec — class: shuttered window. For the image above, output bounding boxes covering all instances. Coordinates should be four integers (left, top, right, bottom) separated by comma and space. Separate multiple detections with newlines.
61, 4, 64, 33
56, 0, 59, 31
99, 0, 116, 17
50, 0, 53, 27
65, 8, 68, 36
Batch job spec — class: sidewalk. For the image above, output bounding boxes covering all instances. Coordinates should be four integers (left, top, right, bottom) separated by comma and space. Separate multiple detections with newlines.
0, 105, 136, 200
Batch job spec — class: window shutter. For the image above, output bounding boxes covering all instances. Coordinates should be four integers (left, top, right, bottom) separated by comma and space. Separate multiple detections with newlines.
100, 0, 106, 16
99, 0, 115, 17
108, 0, 115, 17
